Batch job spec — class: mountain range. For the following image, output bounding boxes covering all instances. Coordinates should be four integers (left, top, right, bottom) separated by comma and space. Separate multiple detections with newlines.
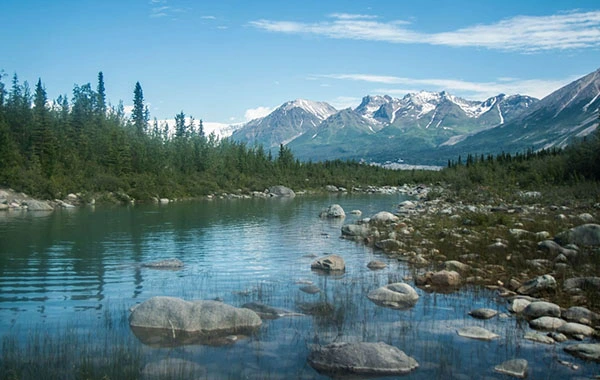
229, 68, 600, 165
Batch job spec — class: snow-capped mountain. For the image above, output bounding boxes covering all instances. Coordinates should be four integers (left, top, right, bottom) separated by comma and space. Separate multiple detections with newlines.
230, 99, 337, 149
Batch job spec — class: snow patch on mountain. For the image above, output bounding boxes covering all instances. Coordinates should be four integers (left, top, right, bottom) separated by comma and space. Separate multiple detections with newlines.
282, 99, 336, 120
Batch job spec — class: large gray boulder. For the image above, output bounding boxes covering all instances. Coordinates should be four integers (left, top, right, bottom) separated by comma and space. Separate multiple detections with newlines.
556, 223, 600, 246
557, 322, 595, 338
370, 211, 399, 224
563, 306, 600, 325
564, 344, 600, 361
320, 204, 345, 218
341, 224, 371, 238
516, 274, 556, 296
129, 297, 261, 343
563, 276, 600, 292
311, 254, 345, 272
308, 342, 419, 376
267, 185, 295, 198
367, 283, 419, 309
528, 316, 566, 331
24, 199, 54, 211
522, 301, 561, 320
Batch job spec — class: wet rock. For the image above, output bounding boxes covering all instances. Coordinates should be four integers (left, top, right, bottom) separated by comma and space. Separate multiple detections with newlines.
370, 211, 399, 224
341, 224, 371, 239
528, 316, 566, 331
375, 239, 404, 252
299, 285, 321, 294
367, 260, 387, 270
456, 326, 499, 341
430, 270, 461, 287
308, 342, 419, 376
24, 199, 54, 211
522, 301, 561, 320
516, 274, 556, 296
297, 301, 334, 316
468, 308, 498, 319
563, 306, 599, 326
564, 344, 600, 361
367, 283, 419, 309
524, 332, 555, 344
548, 332, 568, 342
350, 209, 362, 215
320, 204, 345, 218
494, 358, 528, 378
129, 297, 261, 345
555, 223, 600, 246
444, 260, 471, 273
508, 298, 531, 314
311, 254, 345, 272
142, 258, 184, 269
267, 185, 296, 198
241, 302, 303, 319
557, 322, 595, 338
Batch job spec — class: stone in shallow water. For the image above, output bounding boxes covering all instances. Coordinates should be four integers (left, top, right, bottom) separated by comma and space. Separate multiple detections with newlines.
308, 342, 418, 376
494, 359, 528, 378
524, 332, 555, 345
564, 344, 600, 362
456, 326, 499, 341
521, 301, 561, 320
468, 308, 498, 320
367, 283, 419, 309
528, 316, 566, 331
311, 254, 345, 272
367, 260, 387, 270
299, 285, 321, 294
557, 322, 595, 337
241, 302, 303, 320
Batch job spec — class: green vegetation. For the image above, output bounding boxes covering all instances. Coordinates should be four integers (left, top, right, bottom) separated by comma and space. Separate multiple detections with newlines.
0, 70, 598, 202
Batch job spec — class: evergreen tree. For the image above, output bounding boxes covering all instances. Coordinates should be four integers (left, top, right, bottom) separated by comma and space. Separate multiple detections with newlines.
132, 82, 147, 135
96, 71, 106, 116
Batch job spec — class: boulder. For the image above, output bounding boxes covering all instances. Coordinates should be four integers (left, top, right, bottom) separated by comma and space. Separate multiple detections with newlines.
508, 298, 531, 314
564, 344, 600, 362
367, 260, 388, 270
528, 317, 566, 331
524, 332, 555, 345
375, 239, 404, 252
308, 342, 419, 376
563, 276, 600, 292
557, 322, 595, 338
370, 211, 399, 224
468, 308, 498, 320
142, 258, 184, 269
456, 326, 499, 341
367, 283, 419, 309
444, 260, 471, 273
267, 185, 295, 198
129, 297, 262, 340
522, 301, 561, 320
311, 254, 345, 272
24, 199, 54, 211
320, 204, 345, 218
563, 306, 600, 325
299, 285, 321, 294
516, 274, 556, 296
341, 224, 371, 238
556, 223, 600, 246
430, 270, 461, 287
494, 359, 528, 378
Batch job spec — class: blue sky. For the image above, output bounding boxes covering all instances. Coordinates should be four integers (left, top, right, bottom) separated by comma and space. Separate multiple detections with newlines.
3, 0, 600, 129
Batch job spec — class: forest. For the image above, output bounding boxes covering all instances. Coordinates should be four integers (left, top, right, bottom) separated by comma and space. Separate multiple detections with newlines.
0, 71, 599, 202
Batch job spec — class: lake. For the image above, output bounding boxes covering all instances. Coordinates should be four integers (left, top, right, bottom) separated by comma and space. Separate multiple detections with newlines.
0, 194, 598, 379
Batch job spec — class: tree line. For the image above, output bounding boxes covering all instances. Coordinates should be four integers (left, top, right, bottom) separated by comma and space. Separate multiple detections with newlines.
0, 71, 429, 200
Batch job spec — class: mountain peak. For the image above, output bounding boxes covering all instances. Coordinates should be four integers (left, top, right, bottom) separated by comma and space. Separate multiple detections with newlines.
280, 99, 337, 121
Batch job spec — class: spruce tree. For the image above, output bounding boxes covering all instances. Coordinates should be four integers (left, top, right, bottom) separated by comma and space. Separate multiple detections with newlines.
132, 82, 147, 135
96, 71, 106, 116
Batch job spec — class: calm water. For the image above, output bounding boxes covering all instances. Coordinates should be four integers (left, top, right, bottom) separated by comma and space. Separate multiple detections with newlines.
0, 194, 598, 379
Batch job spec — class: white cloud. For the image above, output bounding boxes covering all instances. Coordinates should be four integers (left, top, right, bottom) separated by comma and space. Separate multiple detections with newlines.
250, 10, 600, 52
244, 106, 274, 121
328, 96, 362, 110
320, 73, 580, 100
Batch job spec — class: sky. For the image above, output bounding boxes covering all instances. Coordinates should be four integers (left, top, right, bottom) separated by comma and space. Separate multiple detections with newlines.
3, 0, 600, 130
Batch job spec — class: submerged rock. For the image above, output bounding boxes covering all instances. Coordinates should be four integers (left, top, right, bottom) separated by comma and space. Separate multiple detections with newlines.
311, 254, 345, 272
456, 326, 499, 341
564, 344, 600, 362
367, 283, 419, 309
142, 358, 206, 379
308, 342, 419, 376
299, 284, 321, 294
142, 258, 184, 269
129, 296, 261, 346
241, 302, 303, 319
494, 359, 528, 378
468, 308, 498, 320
